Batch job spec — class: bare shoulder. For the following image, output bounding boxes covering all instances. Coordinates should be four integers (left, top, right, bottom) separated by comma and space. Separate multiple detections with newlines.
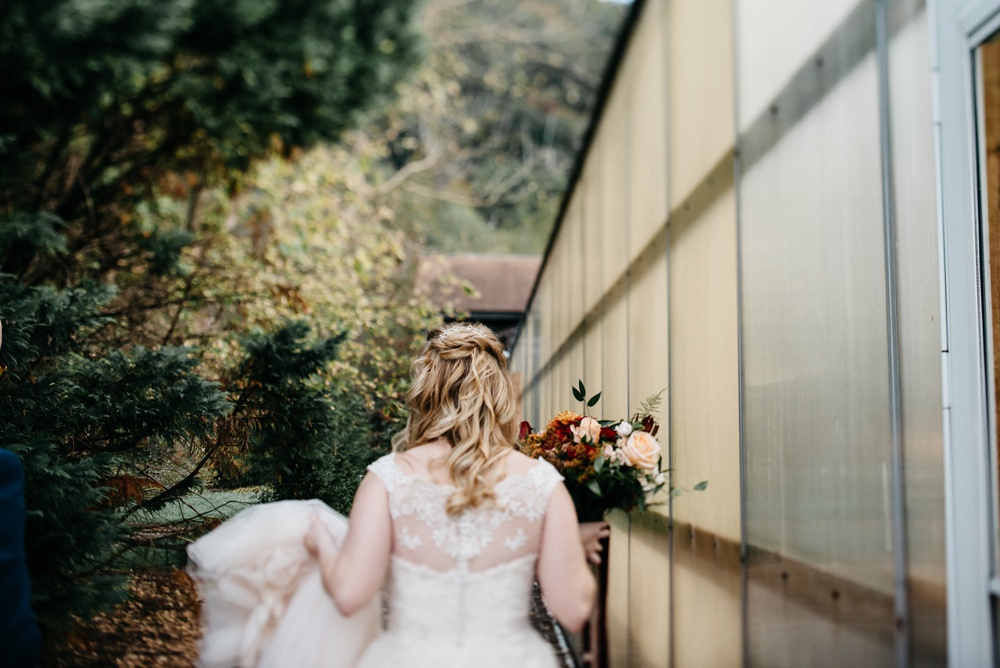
503, 448, 543, 475
393, 445, 436, 470
395, 443, 452, 483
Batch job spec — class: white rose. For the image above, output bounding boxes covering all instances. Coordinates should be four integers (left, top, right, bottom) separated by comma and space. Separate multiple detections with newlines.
620, 431, 661, 471
615, 420, 633, 437
602, 444, 615, 459
571, 416, 602, 444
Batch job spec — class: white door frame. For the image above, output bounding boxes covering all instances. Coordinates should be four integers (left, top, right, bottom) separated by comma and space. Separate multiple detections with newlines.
932, 0, 1000, 663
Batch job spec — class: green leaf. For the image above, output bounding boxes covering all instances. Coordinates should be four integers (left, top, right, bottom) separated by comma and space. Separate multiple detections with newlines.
572, 384, 584, 402
587, 479, 602, 497
587, 391, 602, 407
578, 379, 586, 396
693, 480, 709, 491
593, 456, 605, 473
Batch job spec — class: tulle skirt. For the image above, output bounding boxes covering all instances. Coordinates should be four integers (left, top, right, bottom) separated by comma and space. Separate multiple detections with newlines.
187, 499, 379, 668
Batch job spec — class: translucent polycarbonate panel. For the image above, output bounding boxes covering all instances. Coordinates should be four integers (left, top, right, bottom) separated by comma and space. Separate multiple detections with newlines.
668, 0, 735, 204
548, 351, 561, 423
601, 289, 630, 419
553, 350, 567, 419
628, 247, 669, 422
668, 190, 741, 541
549, 363, 562, 429
514, 315, 532, 423
626, 0, 669, 260
533, 278, 552, 369
565, 197, 586, 337
734, 0, 862, 130
887, 6, 945, 663
672, 525, 743, 668
530, 277, 551, 421
530, 308, 543, 428
533, 366, 546, 431
746, 571, 894, 666
739, 39, 895, 664
567, 335, 587, 414
741, 49, 890, 587
583, 316, 604, 416
597, 99, 630, 296
518, 325, 529, 380
547, 231, 568, 351
627, 511, 671, 667
581, 163, 605, 317
512, 324, 529, 422
605, 509, 631, 668
560, 346, 575, 417
545, 364, 558, 430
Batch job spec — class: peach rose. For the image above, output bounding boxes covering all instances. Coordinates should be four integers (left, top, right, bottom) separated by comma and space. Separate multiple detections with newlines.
619, 431, 661, 471
571, 416, 602, 444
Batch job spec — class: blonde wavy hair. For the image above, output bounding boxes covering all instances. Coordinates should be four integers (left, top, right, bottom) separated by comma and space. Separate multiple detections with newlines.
392, 323, 518, 515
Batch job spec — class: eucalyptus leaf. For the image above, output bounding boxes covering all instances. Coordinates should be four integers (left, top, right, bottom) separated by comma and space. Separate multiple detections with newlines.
593, 456, 605, 473
693, 480, 709, 491
587, 391, 602, 407
587, 479, 602, 497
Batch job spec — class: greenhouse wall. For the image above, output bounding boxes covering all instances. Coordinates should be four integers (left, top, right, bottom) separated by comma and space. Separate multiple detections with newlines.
510, 0, 963, 664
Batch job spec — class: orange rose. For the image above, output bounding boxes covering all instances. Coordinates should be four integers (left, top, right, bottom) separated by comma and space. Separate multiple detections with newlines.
619, 431, 661, 471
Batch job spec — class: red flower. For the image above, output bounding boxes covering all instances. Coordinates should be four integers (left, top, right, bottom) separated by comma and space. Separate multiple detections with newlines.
641, 415, 658, 437
519, 421, 533, 441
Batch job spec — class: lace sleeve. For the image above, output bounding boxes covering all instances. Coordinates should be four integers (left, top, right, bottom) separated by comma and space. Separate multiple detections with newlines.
528, 459, 563, 499
367, 453, 403, 493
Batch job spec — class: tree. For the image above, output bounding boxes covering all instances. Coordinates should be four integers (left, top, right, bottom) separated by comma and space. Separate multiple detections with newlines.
360, 0, 627, 253
0, 0, 419, 285
0, 272, 230, 633
0, 0, 426, 643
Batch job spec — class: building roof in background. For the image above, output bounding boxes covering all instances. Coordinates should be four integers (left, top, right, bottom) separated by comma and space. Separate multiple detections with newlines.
416, 253, 541, 315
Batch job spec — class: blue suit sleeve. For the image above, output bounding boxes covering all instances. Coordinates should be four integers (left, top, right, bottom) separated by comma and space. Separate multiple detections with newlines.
0, 449, 41, 668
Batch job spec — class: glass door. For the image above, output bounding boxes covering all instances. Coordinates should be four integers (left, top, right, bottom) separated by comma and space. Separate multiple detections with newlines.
977, 28, 1000, 658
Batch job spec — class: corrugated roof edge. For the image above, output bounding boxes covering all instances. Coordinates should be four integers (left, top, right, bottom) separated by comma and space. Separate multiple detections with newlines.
509, 0, 648, 354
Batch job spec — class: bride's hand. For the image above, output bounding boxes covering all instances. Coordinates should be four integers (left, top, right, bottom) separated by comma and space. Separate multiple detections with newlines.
579, 521, 610, 565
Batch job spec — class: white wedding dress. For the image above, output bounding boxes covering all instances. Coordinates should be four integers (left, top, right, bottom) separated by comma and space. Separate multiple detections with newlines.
187, 453, 564, 668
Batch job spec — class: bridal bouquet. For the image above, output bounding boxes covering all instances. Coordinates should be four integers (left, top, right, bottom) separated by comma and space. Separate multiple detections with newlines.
519, 381, 686, 522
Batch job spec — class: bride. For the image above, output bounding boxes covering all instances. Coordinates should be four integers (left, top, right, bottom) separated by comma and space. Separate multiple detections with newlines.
188, 323, 600, 667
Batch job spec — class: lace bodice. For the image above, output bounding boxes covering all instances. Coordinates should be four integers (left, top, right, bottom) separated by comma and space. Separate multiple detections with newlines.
357, 453, 564, 667
367, 452, 562, 573
186, 456, 565, 668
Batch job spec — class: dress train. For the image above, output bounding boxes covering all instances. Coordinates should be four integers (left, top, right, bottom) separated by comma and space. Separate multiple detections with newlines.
186, 499, 379, 668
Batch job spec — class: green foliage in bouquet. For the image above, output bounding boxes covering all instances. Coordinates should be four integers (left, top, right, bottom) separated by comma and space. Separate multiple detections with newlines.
520, 381, 706, 521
